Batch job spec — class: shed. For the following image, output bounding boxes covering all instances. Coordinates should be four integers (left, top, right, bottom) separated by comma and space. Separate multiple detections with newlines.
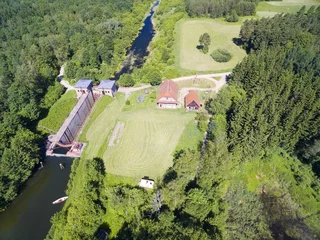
98, 80, 117, 97
139, 178, 154, 189
185, 90, 200, 111
74, 79, 93, 97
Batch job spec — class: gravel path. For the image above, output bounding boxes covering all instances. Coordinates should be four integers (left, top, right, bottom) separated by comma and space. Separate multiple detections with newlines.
118, 72, 230, 94
58, 64, 75, 92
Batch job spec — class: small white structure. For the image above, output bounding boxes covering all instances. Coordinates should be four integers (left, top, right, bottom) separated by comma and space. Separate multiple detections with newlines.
139, 178, 154, 189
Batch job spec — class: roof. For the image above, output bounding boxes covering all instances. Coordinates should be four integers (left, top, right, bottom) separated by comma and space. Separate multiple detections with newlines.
157, 80, 179, 103
98, 80, 116, 89
185, 90, 200, 107
139, 179, 154, 189
74, 79, 92, 88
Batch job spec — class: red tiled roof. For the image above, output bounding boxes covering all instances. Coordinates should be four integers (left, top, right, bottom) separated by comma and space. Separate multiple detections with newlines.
157, 80, 179, 103
185, 90, 200, 107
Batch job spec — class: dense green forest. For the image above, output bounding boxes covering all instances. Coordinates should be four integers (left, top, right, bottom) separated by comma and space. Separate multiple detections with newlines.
46, 5, 320, 240
185, 0, 258, 19
0, 0, 153, 211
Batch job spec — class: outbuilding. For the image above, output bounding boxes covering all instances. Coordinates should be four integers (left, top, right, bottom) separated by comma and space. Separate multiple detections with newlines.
185, 90, 201, 110
74, 79, 93, 98
157, 80, 179, 108
98, 80, 117, 97
139, 178, 154, 189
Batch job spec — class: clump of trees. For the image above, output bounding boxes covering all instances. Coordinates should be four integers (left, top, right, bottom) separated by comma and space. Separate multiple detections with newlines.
199, 33, 211, 54
226, 10, 239, 22
211, 48, 232, 62
185, 0, 257, 18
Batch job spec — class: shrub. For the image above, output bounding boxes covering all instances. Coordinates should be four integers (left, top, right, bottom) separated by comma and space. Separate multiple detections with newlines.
211, 48, 232, 62
126, 100, 131, 105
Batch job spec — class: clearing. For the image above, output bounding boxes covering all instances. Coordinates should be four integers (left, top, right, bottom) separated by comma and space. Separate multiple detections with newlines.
81, 91, 197, 178
176, 19, 246, 72
257, 0, 320, 17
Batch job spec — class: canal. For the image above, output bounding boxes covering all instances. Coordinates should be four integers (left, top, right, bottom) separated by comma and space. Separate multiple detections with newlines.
0, 1, 159, 239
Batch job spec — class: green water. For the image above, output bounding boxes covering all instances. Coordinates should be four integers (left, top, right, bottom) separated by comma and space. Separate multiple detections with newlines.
0, 157, 73, 240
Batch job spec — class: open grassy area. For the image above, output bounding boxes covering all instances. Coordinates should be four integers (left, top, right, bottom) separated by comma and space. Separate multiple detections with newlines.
257, 0, 320, 17
38, 90, 77, 132
81, 90, 196, 178
176, 19, 246, 72
176, 78, 216, 88
175, 119, 203, 152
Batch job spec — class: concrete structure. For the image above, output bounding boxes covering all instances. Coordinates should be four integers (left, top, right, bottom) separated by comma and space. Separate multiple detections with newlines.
98, 80, 117, 97
185, 90, 200, 110
157, 80, 179, 108
46, 90, 95, 156
74, 79, 93, 97
139, 178, 154, 189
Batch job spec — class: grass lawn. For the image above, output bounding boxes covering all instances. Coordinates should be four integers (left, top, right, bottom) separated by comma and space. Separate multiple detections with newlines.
176, 78, 216, 88
81, 90, 196, 178
257, 0, 320, 17
38, 90, 77, 132
175, 119, 203, 152
176, 19, 246, 72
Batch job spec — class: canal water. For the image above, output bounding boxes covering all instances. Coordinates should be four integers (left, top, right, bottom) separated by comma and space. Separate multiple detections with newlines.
114, 0, 159, 79
0, 157, 73, 240
0, 1, 159, 240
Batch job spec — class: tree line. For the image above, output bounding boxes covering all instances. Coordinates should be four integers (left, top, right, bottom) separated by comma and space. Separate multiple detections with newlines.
185, 0, 257, 19
0, 0, 153, 211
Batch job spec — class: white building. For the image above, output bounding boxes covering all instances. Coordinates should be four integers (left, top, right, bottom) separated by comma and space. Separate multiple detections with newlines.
139, 178, 154, 189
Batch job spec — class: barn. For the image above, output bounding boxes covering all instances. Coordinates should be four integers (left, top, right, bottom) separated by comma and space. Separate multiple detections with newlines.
185, 90, 200, 111
157, 80, 179, 108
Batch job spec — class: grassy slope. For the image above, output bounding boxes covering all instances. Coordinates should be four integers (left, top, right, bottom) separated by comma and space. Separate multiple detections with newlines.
81, 90, 195, 178
176, 19, 246, 72
176, 78, 216, 88
38, 90, 77, 132
78, 95, 114, 142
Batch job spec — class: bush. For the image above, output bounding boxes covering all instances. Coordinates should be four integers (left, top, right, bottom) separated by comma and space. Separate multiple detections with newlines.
118, 74, 134, 87
226, 10, 239, 22
211, 48, 232, 62
126, 100, 131, 105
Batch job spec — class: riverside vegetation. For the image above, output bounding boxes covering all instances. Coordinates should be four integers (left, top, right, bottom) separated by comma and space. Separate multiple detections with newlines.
47, 3, 320, 240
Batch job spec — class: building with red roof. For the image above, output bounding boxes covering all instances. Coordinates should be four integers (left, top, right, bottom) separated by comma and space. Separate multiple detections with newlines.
157, 80, 179, 108
185, 90, 200, 111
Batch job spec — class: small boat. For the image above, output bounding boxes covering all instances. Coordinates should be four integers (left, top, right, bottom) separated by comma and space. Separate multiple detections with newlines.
52, 196, 68, 204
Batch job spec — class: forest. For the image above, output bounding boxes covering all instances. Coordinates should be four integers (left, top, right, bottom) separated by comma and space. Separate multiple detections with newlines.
46, 4, 320, 240
0, 0, 153, 211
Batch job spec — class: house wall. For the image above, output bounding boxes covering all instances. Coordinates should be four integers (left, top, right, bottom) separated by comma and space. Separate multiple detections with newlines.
99, 88, 114, 97
158, 103, 177, 109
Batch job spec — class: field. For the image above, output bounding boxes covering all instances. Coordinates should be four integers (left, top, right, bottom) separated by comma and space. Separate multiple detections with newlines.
38, 90, 77, 132
176, 19, 246, 72
81, 91, 197, 178
257, 0, 320, 17
176, 78, 216, 88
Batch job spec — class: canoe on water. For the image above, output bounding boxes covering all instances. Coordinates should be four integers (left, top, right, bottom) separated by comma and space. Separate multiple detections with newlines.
52, 196, 68, 204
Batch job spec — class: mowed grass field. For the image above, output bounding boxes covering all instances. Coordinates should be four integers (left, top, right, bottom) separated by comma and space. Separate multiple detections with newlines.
257, 0, 320, 17
176, 19, 246, 72
81, 91, 196, 179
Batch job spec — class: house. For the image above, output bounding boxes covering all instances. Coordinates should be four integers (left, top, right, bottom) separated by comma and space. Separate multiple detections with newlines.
98, 80, 117, 97
157, 80, 179, 108
139, 178, 154, 189
74, 79, 93, 98
185, 90, 201, 110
